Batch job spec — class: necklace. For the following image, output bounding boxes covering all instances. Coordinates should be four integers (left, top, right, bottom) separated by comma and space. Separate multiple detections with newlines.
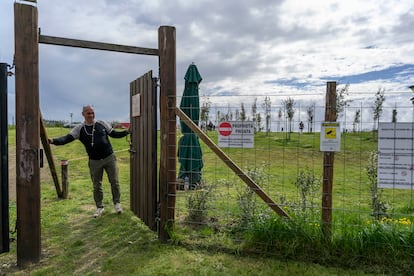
83, 123, 95, 146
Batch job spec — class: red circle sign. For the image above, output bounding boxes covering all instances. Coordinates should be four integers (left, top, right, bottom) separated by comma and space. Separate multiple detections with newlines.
218, 121, 233, 136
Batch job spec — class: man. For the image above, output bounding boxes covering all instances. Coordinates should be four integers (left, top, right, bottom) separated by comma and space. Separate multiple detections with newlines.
49, 105, 129, 218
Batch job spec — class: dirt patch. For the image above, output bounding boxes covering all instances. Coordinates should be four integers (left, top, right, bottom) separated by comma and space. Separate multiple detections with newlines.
8, 146, 16, 201
7, 146, 52, 201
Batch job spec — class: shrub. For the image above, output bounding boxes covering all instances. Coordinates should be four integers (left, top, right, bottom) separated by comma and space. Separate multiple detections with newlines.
294, 168, 321, 212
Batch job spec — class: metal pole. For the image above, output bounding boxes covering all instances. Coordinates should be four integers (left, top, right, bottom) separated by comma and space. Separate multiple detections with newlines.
0, 63, 10, 253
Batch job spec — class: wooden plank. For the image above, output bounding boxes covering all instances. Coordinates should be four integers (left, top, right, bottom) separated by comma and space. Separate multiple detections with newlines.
130, 78, 139, 215
39, 112, 62, 198
39, 35, 159, 56
138, 77, 145, 221
14, 3, 41, 265
322, 81, 337, 238
158, 26, 176, 241
142, 74, 149, 225
151, 77, 158, 231
176, 107, 290, 219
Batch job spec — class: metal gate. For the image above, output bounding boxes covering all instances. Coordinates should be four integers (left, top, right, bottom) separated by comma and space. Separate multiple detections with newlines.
129, 71, 158, 231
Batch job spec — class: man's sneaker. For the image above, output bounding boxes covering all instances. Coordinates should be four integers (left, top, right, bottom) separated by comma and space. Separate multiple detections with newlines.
93, 207, 104, 218
115, 203, 123, 214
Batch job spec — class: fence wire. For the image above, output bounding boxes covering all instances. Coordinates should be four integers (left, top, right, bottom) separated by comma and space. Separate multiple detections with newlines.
174, 93, 414, 257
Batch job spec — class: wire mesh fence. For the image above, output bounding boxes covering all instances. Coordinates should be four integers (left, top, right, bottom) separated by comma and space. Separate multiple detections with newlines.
173, 91, 414, 259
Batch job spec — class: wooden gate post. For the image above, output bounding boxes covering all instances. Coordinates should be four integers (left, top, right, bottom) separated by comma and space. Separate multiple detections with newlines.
322, 81, 337, 239
158, 26, 176, 241
14, 3, 41, 265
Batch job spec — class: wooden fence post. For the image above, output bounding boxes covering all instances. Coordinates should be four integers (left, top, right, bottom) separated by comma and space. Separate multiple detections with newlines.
322, 81, 337, 239
14, 2, 41, 265
158, 26, 176, 241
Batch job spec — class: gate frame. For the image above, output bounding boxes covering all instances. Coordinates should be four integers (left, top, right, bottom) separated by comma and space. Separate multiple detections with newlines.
14, 1, 176, 265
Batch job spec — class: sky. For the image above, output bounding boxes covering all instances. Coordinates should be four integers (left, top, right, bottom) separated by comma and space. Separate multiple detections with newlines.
1, 0, 414, 125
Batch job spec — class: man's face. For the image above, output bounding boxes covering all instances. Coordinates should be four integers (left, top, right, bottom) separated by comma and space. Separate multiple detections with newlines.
82, 106, 95, 124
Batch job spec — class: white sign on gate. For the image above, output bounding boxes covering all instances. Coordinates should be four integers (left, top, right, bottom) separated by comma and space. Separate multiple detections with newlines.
131, 94, 141, 117
218, 121, 254, 148
378, 122, 414, 190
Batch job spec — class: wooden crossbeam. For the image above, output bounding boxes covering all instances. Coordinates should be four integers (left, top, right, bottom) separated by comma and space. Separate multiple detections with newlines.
39, 34, 159, 56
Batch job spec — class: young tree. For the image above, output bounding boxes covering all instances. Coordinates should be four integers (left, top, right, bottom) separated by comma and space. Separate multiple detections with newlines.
392, 107, 397, 123
278, 108, 283, 132
251, 97, 258, 132
240, 103, 247, 121
262, 96, 271, 134
352, 109, 361, 132
200, 96, 211, 131
256, 113, 262, 132
336, 83, 351, 120
373, 87, 385, 131
283, 97, 295, 140
306, 104, 314, 133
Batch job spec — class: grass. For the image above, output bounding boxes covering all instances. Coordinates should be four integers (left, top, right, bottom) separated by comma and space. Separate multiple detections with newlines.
1, 127, 413, 275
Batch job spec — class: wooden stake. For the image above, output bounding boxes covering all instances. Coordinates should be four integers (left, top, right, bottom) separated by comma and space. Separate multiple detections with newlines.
39, 112, 63, 198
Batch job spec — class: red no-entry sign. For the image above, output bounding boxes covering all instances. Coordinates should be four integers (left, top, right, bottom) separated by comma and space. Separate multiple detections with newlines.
218, 121, 233, 136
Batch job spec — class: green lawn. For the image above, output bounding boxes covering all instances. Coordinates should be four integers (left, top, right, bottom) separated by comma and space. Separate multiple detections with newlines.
1, 127, 412, 275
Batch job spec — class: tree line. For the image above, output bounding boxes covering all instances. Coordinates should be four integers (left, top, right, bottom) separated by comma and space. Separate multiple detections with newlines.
200, 84, 388, 137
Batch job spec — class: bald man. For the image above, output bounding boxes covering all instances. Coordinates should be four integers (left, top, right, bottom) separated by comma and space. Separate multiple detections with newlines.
49, 105, 129, 218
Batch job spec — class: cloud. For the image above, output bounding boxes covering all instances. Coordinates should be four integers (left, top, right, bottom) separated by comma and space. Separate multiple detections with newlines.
2, 0, 414, 124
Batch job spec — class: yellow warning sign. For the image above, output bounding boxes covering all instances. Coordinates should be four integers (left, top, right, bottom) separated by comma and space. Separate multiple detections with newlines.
325, 128, 336, 139
320, 122, 340, 152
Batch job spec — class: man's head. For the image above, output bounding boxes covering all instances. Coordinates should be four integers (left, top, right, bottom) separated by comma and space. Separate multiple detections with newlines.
82, 105, 95, 124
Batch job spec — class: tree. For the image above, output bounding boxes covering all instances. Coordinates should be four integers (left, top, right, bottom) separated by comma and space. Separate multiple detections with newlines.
283, 97, 295, 140
251, 97, 257, 132
200, 95, 211, 131
239, 103, 247, 121
262, 96, 271, 134
392, 107, 397, 123
336, 84, 351, 120
216, 110, 221, 122
352, 109, 361, 132
278, 108, 283, 132
372, 87, 385, 131
306, 104, 314, 133
256, 113, 262, 132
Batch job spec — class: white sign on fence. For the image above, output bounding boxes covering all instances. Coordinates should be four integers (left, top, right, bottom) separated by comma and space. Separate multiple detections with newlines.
218, 121, 254, 148
320, 122, 341, 152
378, 122, 414, 190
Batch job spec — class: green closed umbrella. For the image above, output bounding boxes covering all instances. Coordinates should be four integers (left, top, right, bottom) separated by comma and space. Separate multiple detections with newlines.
178, 64, 203, 187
